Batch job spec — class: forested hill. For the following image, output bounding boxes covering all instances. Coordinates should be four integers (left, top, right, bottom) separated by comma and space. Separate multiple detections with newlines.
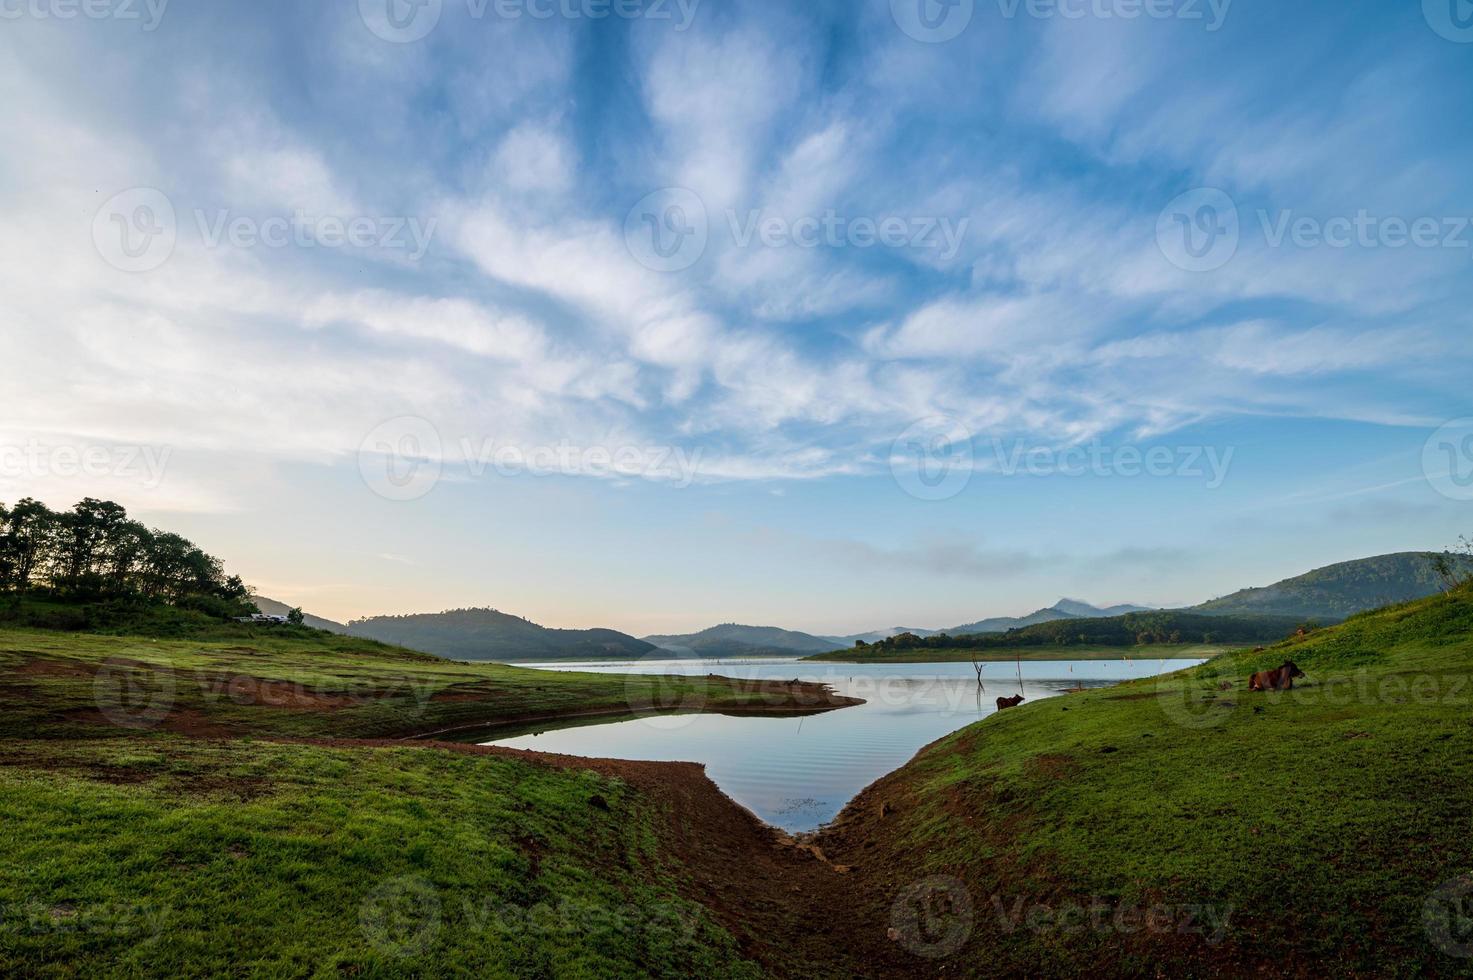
1191, 552, 1473, 620
347, 607, 655, 662
644, 623, 842, 657
818, 610, 1308, 659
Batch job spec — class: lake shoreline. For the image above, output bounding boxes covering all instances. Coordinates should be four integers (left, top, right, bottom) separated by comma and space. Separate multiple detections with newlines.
804, 643, 1229, 664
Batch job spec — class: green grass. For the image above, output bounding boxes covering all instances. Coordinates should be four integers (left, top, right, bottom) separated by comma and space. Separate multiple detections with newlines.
0, 627, 847, 741
835, 585, 1473, 974
0, 736, 760, 978
9, 589, 1473, 975
805, 643, 1229, 664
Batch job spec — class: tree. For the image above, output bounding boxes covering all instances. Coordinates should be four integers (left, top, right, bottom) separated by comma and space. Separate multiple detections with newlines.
1431, 537, 1473, 591
287, 607, 305, 627
2, 498, 58, 590
0, 496, 253, 617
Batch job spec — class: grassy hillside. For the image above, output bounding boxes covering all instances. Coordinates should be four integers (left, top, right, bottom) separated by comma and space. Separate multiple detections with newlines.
1193, 551, 1473, 620
0, 734, 775, 978
819, 584, 1473, 975
7, 587, 1473, 976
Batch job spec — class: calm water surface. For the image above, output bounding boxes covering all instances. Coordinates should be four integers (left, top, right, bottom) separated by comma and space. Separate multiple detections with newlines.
484, 658, 1202, 832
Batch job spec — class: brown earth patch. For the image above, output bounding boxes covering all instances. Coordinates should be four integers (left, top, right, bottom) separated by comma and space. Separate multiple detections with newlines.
16, 658, 94, 678
0, 751, 157, 785
210, 674, 361, 710
1024, 753, 1078, 780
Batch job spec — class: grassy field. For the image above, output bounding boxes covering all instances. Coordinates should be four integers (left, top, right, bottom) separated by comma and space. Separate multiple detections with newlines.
0, 627, 856, 742
804, 643, 1229, 664
6, 588, 1473, 976
0, 622, 860, 978
820, 584, 1473, 975
0, 735, 762, 978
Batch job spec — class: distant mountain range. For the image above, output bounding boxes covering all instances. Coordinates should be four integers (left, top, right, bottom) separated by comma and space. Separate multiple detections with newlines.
643, 601, 1156, 658
256, 552, 1471, 662
945, 599, 1155, 636
344, 608, 655, 662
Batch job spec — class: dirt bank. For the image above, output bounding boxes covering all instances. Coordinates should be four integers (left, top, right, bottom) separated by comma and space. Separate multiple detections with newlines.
289, 736, 917, 978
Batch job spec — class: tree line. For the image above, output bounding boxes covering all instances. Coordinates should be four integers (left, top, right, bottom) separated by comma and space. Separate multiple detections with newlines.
0, 497, 253, 614
854, 611, 1313, 653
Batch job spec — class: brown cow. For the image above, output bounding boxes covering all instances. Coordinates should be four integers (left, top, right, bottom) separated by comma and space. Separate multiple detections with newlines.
1249, 661, 1306, 692
996, 695, 1025, 711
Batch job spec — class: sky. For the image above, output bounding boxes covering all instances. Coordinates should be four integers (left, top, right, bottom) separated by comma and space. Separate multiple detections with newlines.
1, 0, 1471, 636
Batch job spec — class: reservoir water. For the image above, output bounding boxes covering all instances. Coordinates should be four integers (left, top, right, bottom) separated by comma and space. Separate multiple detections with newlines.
479, 657, 1204, 832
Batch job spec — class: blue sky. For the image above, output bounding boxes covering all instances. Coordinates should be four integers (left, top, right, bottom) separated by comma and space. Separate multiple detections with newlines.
1, 0, 1470, 634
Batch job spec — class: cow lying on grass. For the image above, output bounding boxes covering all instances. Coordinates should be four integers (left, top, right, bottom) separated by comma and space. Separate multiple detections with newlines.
1249, 661, 1306, 692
